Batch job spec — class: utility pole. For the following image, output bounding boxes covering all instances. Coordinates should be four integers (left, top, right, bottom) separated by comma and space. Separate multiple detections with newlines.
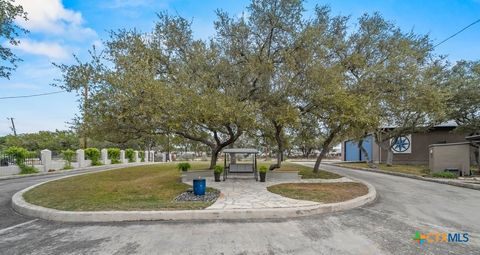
82, 82, 88, 149
7, 117, 17, 136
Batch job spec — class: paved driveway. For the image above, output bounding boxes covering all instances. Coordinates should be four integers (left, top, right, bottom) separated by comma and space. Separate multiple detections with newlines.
0, 162, 479, 254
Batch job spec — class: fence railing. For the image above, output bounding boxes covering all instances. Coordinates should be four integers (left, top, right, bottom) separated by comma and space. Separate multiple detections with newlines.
25, 154, 41, 166
0, 152, 15, 166
0, 152, 41, 166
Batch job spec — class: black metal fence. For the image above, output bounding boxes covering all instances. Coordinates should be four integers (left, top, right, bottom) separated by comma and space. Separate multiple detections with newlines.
0, 152, 15, 166
25, 152, 41, 166
0, 152, 41, 166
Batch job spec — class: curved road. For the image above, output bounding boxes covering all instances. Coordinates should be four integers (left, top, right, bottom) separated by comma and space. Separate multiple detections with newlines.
0, 163, 479, 254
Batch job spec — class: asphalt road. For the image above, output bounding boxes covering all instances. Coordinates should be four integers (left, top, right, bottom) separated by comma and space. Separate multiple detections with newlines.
0, 162, 479, 255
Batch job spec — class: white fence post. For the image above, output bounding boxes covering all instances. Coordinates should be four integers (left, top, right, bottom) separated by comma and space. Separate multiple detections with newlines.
41, 149, 52, 172
101, 149, 108, 164
150, 151, 155, 162
134, 151, 139, 163
144, 150, 149, 162
76, 149, 85, 168
120, 150, 126, 164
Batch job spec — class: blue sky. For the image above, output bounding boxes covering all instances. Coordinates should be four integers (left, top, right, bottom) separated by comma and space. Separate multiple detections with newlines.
1, 0, 479, 136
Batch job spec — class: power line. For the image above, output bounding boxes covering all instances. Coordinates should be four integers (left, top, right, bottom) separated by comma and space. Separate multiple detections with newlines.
0, 90, 66, 100
434, 18, 480, 48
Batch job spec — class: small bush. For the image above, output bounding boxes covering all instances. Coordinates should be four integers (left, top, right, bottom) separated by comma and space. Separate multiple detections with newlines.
85, 148, 101, 166
259, 165, 268, 173
139, 151, 145, 162
107, 148, 121, 164
5, 146, 28, 165
214, 165, 224, 174
177, 162, 191, 172
432, 172, 457, 179
6, 146, 38, 174
125, 149, 135, 163
62, 149, 75, 169
19, 164, 38, 174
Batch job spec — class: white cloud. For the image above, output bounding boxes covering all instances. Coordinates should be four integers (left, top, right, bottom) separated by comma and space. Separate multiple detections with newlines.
12, 39, 70, 60
16, 0, 97, 39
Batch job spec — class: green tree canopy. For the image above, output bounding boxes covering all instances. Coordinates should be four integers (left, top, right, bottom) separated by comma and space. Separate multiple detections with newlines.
446, 60, 480, 134
0, 0, 27, 78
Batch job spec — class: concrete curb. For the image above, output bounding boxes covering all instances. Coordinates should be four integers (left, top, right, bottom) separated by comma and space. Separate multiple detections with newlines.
11, 173, 377, 222
327, 163, 480, 191
0, 162, 157, 181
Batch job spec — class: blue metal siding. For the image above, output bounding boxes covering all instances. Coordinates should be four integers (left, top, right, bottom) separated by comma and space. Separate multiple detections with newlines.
345, 140, 360, 161
344, 135, 373, 162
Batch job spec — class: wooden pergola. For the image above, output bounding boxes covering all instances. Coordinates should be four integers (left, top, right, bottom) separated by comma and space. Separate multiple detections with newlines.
223, 148, 259, 181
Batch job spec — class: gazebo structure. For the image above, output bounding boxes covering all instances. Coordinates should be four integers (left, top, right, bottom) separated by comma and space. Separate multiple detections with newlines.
223, 148, 259, 181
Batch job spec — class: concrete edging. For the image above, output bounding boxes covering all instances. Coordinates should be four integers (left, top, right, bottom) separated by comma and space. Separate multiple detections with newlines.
11, 171, 377, 222
328, 163, 480, 191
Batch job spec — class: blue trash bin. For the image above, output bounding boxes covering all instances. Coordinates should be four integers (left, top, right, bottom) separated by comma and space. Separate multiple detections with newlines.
193, 178, 206, 196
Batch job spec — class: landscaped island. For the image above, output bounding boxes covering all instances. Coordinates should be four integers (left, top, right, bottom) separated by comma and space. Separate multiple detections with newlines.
23, 163, 218, 211
23, 162, 359, 212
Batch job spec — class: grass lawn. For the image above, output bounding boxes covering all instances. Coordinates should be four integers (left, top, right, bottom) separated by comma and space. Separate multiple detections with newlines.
23, 163, 218, 211
336, 162, 429, 176
267, 182, 368, 203
273, 162, 342, 179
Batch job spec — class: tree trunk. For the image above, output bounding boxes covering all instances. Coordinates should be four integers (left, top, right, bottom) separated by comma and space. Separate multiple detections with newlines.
209, 148, 220, 170
175, 126, 242, 170
313, 147, 329, 173
358, 139, 376, 168
313, 128, 339, 173
270, 123, 284, 170
376, 141, 394, 166
386, 150, 394, 166
265, 145, 269, 161
374, 132, 395, 167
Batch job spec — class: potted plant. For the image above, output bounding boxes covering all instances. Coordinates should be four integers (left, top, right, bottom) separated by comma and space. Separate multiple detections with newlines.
259, 165, 268, 182
177, 162, 191, 172
214, 165, 223, 182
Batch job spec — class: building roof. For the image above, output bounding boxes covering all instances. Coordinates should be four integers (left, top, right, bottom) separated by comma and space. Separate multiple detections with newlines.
465, 135, 480, 141
223, 148, 259, 154
381, 120, 458, 129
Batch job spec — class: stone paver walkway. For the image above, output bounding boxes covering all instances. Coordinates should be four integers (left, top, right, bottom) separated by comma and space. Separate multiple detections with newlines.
182, 171, 355, 210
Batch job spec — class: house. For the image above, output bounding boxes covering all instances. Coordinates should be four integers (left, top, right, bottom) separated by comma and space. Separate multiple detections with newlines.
342, 123, 468, 165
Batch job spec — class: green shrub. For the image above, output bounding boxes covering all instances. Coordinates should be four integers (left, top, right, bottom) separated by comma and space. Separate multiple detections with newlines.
5, 146, 38, 174
85, 148, 101, 166
62, 149, 75, 169
259, 165, 268, 173
107, 148, 121, 164
177, 162, 191, 172
139, 151, 145, 162
20, 165, 38, 174
125, 149, 135, 163
214, 165, 224, 174
432, 172, 457, 179
5, 146, 28, 165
